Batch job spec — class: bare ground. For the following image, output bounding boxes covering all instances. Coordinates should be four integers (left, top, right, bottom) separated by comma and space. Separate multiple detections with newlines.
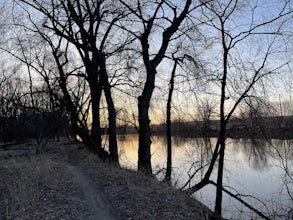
0, 139, 214, 220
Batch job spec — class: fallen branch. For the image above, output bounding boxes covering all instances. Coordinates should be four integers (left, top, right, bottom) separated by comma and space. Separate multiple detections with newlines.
180, 162, 209, 190
209, 180, 269, 220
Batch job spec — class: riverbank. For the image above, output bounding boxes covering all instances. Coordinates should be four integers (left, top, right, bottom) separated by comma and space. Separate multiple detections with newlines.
0, 139, 215, 219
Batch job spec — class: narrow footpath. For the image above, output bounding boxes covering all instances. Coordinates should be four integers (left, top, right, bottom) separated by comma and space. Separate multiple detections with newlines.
65, 165, 118, 220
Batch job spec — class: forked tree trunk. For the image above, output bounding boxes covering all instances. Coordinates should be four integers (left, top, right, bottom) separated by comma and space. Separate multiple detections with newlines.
135, 0, 192, 175
53, 48, 109, 159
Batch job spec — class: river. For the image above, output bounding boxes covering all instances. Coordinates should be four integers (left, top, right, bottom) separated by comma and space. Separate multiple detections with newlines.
112, 135, 293, 219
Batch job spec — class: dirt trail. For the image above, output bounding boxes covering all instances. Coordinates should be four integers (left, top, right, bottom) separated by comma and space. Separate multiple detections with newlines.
65, 164, 118, 220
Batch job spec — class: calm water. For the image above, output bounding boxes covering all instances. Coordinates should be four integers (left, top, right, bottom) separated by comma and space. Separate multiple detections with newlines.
114, 135, 293, 219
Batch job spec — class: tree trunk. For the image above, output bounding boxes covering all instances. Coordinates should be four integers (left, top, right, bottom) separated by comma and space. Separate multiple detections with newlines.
214, 37, 229, 215
214, 130, 226, 216
89, 81, 103, 150
165, 93, 172, 181
55, 49, 108, 159
138, 96, 152, 174
137, 67, 155, 174
85, 53, 111, 159
100, 54, 119, 163
165, 60, 177, 181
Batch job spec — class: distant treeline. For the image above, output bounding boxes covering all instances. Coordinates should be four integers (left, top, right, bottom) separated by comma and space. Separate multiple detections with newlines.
0, 106, 70, 143
117, 116, 293, 139
3, 110, 292, 142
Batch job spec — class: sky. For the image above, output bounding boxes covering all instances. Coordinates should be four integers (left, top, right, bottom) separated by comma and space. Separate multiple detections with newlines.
0, 0, 292, 125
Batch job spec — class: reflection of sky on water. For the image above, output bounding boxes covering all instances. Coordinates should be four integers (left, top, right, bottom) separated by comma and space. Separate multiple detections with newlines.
117, 135, 292, 219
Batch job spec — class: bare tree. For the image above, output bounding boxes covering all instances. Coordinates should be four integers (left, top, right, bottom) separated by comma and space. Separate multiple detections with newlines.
164, 50, 204, 181
185, 0, 292, 217
165, 57, 178, 181
14, 0, 131, 162
118, 0, 206, 174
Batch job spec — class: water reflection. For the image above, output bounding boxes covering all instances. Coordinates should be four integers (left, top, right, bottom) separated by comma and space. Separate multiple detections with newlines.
117, 135, 293, 219
231, 139, 270, 171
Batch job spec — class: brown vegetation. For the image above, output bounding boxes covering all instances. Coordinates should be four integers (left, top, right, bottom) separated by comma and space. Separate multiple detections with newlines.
0, 140, 215, 220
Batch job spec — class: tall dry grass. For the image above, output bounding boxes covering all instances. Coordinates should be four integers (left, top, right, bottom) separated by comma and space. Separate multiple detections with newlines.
2, 154, 55, 219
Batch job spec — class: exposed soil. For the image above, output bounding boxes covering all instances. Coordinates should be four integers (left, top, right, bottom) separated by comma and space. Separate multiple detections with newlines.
0, 139, 214, 220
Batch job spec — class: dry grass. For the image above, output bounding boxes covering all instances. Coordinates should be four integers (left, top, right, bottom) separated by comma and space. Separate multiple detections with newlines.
1, 154, 56, 219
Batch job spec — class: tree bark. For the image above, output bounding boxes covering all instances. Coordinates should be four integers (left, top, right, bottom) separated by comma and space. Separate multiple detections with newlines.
89, 83, 103, 150
138, 86, 153, 174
